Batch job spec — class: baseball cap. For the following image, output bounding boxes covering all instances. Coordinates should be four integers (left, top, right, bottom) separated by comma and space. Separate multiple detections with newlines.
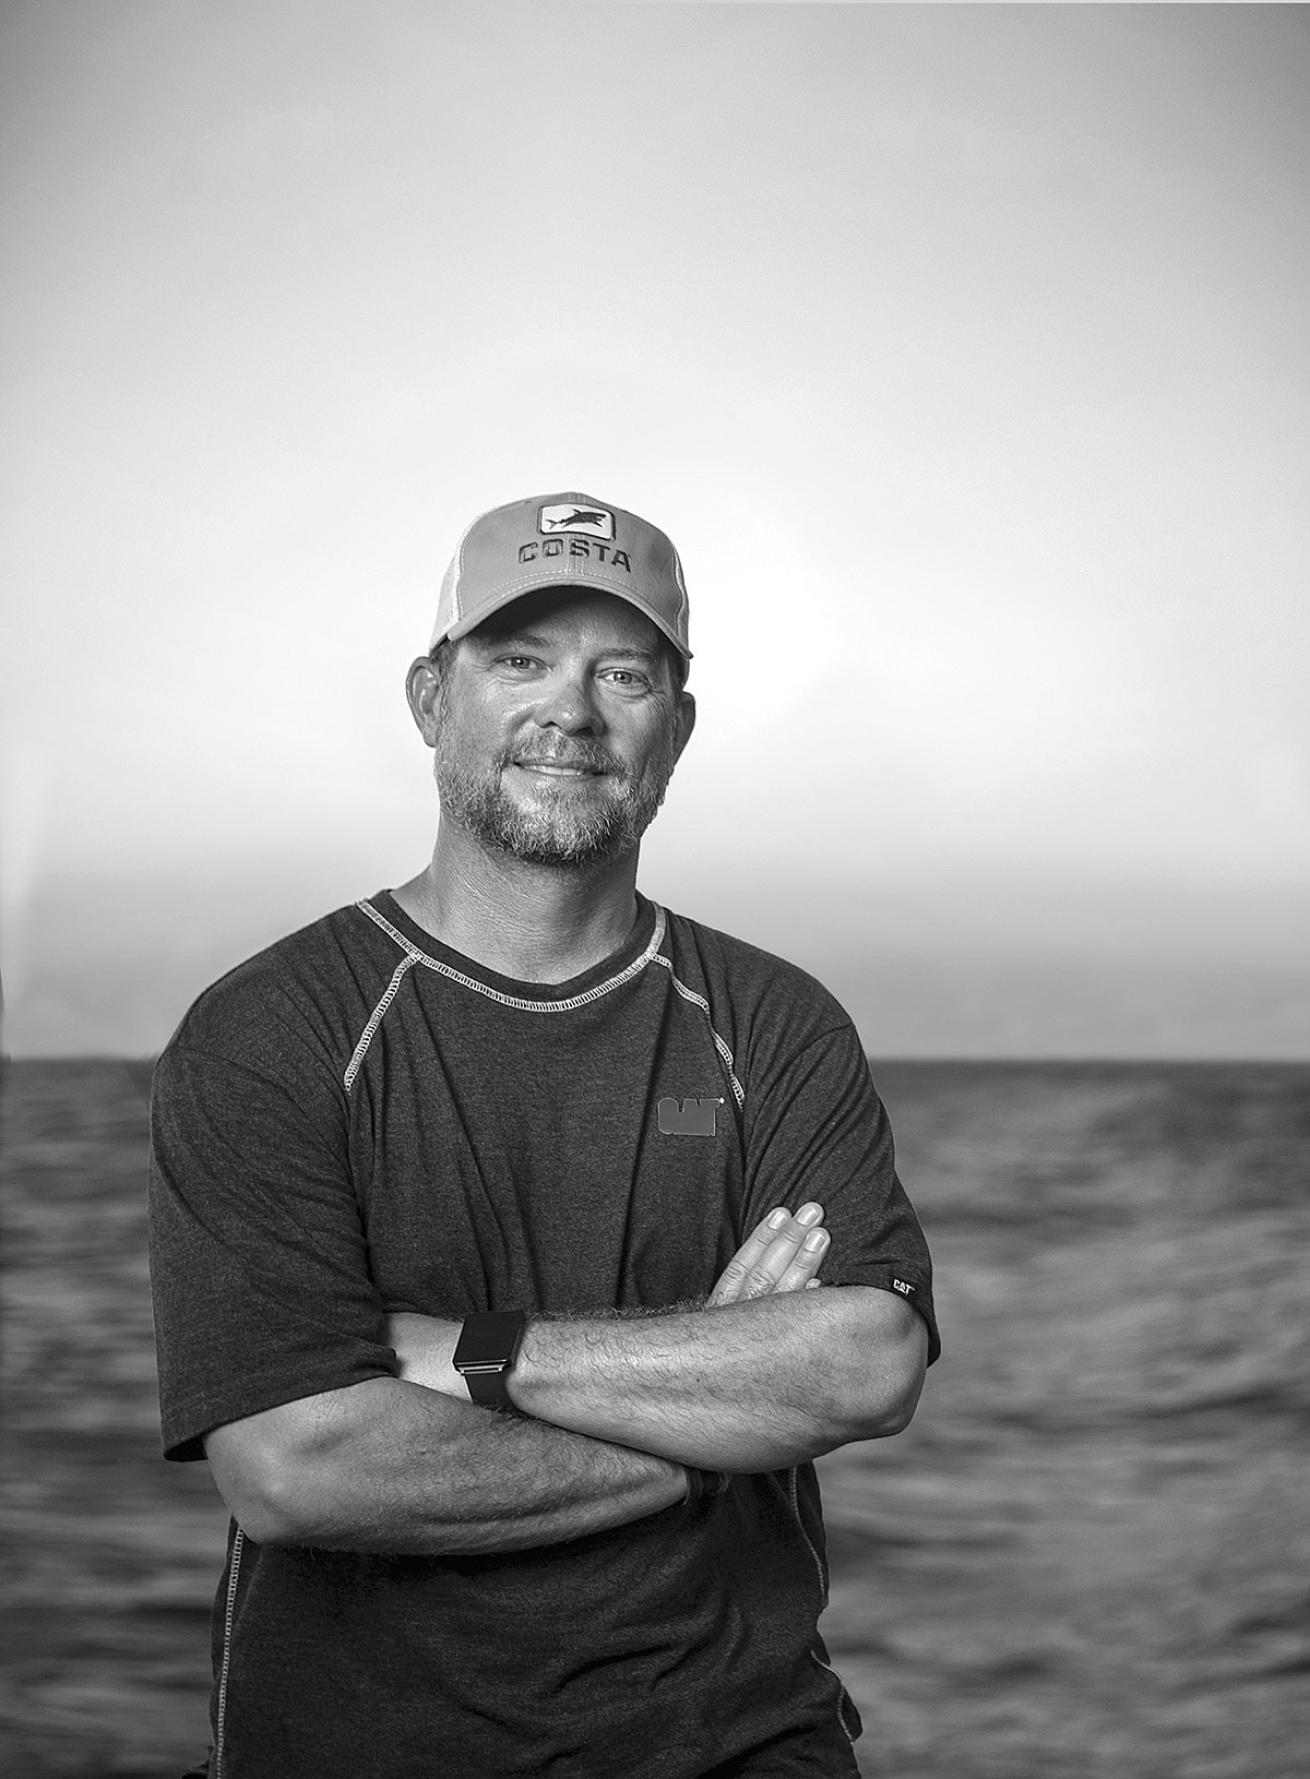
430, 493, 691, 661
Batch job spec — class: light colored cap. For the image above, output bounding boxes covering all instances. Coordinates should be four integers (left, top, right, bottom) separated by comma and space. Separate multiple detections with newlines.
430, 493, 691, 659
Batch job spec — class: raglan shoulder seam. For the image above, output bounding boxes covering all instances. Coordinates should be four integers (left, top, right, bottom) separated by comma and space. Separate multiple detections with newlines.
648, 952, 746, 1110
342, 898, 671, 1090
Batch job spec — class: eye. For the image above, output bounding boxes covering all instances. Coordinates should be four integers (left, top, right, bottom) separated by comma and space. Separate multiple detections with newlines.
602, 668, 648, 691
498, 655, 539, 673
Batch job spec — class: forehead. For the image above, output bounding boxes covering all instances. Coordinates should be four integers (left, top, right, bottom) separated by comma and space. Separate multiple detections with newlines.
463, 587, 665, 657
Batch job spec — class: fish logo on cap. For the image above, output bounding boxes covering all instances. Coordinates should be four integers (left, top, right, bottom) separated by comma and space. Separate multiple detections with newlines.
538, 504, 615, 540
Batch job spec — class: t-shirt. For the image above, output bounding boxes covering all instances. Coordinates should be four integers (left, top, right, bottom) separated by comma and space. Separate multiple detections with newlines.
149, 892, 940, 1779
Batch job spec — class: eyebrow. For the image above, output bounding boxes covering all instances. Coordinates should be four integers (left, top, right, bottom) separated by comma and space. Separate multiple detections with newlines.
478, 631, 660, 665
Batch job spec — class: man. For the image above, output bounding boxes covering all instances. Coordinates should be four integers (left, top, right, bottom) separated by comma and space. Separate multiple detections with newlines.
149, 491, 941, 1779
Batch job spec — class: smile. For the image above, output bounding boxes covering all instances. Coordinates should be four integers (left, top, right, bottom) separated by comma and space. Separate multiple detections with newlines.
512, 761, 603, 779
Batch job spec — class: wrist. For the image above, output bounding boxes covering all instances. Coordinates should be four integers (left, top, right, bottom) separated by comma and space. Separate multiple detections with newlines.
452, 1310, 528, 1412
502, 1314, 549, 1415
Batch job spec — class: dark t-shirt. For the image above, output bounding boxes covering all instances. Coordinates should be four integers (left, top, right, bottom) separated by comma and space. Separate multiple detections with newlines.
149, 893, 939, 1779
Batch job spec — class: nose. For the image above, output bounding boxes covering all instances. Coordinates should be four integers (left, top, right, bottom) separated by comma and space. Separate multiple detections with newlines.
533, 668, 603, 736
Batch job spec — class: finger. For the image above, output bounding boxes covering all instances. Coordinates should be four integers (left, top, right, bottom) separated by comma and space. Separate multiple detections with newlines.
745, 1224, 827, 1298
737, 1206, 794, 1270
773, 1227, 829, 1293
738, 1207, 826, 1300
707, 1207, 792, 1305
709, 1204, 826, 1305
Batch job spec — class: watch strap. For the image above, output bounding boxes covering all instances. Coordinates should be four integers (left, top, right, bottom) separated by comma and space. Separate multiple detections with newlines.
453, 1309, 527, 1410
463, 1366, 515, 1408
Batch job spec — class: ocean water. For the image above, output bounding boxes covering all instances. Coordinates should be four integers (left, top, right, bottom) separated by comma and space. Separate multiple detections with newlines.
1, 1058, 1307, 1779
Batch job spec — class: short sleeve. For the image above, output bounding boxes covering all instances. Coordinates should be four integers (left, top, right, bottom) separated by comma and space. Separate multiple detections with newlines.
743, 1019, 941, 1364
148, 1042, 397, 1460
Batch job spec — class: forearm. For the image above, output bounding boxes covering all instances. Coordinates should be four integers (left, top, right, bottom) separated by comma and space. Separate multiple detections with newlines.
204, 1375, 689, 1556
386, 1209, 927, 1473
509, 1288, 927, 1471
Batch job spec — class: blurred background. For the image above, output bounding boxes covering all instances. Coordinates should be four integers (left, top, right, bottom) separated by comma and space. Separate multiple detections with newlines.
2, 5, 1307, 1775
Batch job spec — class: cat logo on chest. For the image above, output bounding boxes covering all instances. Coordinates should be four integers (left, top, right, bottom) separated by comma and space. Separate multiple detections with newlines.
657, 1096, 724, 1137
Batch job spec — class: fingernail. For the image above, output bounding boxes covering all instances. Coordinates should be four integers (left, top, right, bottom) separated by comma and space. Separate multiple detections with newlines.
804, 1229, 828, 1252
796, 1204, 823, 1227
766, 1208, 789, 1230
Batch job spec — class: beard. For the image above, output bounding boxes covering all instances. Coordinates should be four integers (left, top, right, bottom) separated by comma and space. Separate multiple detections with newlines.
433, 723, 681, 868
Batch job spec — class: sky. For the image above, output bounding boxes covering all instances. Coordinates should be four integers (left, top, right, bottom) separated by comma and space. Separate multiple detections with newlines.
1, 2, 1307, 1059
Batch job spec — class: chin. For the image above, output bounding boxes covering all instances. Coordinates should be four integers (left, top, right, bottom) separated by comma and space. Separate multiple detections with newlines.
439, 758, 665, 869
502, 813, 636, 869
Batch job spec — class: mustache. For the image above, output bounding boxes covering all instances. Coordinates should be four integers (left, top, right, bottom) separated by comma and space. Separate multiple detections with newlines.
506, 743, 626, 774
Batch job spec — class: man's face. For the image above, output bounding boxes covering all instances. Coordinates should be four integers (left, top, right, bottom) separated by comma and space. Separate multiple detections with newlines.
413, 588, 695, 868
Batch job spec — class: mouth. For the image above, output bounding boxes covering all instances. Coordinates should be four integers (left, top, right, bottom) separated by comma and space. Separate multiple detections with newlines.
510, 759, 607, 783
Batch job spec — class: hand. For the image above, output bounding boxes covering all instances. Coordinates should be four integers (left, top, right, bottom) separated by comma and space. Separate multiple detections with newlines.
707, 1203, 829, 1306
387, 1311, 466, 1398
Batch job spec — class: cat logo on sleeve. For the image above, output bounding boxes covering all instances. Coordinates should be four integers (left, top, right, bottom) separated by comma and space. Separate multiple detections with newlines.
892, 1278, 916, 1297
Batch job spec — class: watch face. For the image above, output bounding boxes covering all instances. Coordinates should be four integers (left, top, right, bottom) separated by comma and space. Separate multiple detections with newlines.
454, 1310, 525, 1372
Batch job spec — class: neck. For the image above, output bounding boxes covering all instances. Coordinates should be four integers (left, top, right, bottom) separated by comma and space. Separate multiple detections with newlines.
393, 818, 643, 983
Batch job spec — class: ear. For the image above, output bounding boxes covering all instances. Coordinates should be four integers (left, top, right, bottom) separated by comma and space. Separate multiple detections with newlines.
406, 657, 443, 748
672, 690, 696, 764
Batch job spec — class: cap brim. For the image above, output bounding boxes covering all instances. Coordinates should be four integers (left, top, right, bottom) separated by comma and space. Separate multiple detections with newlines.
439, 577, 692, 660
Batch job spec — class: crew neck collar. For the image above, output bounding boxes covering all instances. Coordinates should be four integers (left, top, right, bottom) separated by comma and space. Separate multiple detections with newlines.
361, 890, 663, 1005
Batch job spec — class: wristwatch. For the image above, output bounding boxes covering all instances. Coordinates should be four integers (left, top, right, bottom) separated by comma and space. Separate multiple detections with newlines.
452, 1310, 527, 1410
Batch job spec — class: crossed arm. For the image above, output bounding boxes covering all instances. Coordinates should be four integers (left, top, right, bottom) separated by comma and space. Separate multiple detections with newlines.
203, 1205, 928, 1557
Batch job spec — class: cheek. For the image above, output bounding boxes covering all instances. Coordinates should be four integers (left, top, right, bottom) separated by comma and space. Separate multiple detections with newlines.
434, 702, 526, 775
468, 688, 536, 735
648, 713, 683, 763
